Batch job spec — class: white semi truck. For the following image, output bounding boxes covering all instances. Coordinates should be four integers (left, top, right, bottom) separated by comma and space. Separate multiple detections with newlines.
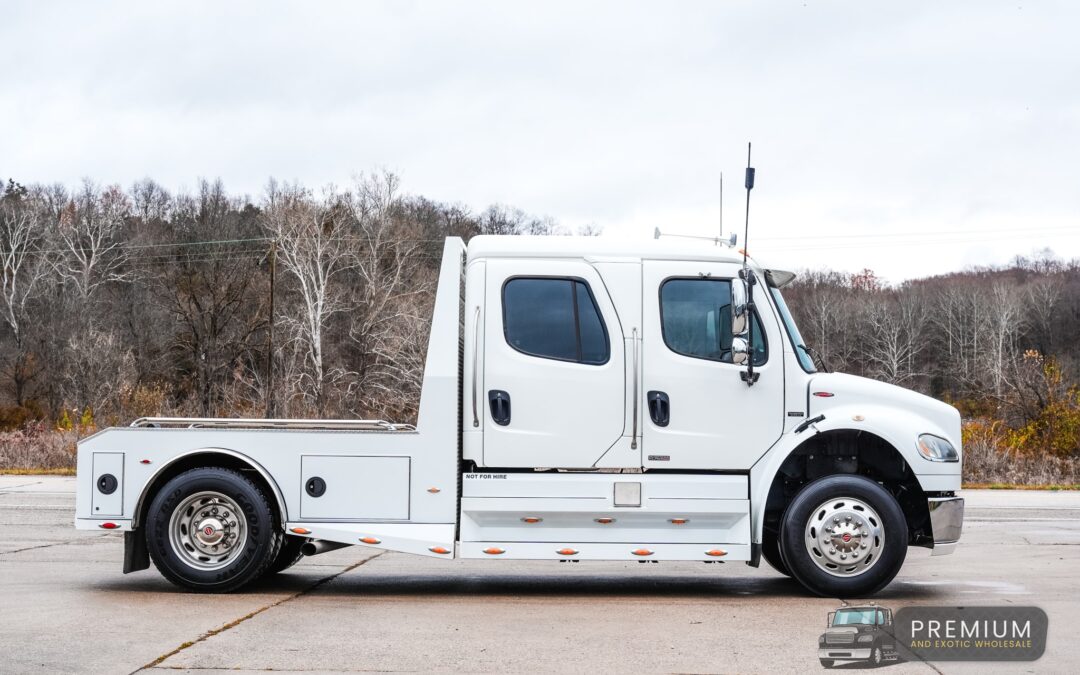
75, 235, 964, 597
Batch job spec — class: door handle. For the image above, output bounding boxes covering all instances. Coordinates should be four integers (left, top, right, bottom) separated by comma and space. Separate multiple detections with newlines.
647, 391, 670, 427
488, 390, 511, 426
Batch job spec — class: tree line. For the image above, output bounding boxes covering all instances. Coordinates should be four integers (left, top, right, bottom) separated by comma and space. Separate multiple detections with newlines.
1, 173, 1077, 480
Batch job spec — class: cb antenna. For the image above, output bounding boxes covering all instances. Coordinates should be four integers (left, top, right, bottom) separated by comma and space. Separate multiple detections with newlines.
743, 142, 755, 266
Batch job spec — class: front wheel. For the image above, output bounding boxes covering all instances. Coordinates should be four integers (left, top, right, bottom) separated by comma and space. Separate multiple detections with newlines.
779, 475, 908, 597
819, 659, 834, 668
870, 645, 883, 666
146, 467, 282, 592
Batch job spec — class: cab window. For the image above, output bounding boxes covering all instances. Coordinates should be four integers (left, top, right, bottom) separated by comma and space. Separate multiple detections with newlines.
660, 278, 766, 365
503, 277, 610, 365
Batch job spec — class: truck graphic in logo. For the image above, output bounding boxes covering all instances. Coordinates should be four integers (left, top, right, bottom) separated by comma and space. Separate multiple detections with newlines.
818, 606, 902, 668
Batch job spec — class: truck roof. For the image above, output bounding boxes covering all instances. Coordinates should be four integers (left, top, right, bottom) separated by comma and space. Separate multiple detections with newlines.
465, 235, 796, 286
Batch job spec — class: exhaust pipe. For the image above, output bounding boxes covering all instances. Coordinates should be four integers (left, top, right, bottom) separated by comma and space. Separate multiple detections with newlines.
301, 539, 351, 557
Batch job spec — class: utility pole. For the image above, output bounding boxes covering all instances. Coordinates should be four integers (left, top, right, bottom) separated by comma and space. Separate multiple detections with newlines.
266, 240, 276, 418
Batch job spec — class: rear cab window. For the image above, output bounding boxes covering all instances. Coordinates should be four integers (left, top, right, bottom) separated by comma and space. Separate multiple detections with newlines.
502, 277, 610, 365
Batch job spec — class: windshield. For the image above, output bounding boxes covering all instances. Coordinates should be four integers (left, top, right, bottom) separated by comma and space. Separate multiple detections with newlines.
833, 609, 881, 626
768, 285, 816, 373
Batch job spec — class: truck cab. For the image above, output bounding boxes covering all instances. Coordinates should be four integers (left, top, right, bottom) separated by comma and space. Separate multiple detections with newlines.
75, 236, 964, 596
819, 605, 899, 668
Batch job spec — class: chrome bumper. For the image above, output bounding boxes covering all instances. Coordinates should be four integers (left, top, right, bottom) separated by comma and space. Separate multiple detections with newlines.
818, 647, 871, 660
928, 495, 964, 556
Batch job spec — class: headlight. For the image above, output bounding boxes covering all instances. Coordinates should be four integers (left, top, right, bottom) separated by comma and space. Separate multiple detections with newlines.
857, 634, 874, 643
917, 434, 959, 462
819, 635, 826, 645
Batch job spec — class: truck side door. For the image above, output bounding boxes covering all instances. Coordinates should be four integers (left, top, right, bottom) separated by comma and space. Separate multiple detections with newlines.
481, 259, 626, 468
640, 261, 785, 470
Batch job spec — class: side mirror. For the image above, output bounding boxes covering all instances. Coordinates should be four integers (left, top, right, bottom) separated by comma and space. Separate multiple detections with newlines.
731, 336, 748, 365
731, 278, 748, 337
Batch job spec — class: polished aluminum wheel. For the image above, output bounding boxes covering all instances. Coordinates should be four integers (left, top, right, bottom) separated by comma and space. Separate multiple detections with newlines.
168, 491, 248, 570
804, 496, 884, 577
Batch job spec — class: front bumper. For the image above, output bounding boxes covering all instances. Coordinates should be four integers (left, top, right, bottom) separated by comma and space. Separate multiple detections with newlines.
818, 647, 871, 660
928, 495, 964, 556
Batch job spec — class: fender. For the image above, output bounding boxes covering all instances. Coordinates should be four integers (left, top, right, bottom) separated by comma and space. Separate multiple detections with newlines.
130, 447, 289, 529
749, 402, 961, 543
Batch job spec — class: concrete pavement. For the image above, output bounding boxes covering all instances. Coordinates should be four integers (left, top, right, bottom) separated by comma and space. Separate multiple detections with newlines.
1, 476, 1077, 673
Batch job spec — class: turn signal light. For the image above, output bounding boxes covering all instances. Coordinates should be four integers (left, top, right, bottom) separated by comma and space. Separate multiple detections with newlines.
359, 537, 381, 545
99, 522, 119, 530
669, 518, 688, 525
290, 527, 311, 535
705, 549, 727, 557
556, 548, 579, 556
594, 517, 615, 524
483, 547, 505, 555
521, 517, 542, 523
429, 546, 451, 554
631, 549, 654, 556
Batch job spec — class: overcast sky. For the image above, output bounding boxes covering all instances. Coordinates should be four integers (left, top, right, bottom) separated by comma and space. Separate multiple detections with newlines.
2, 1, 1077, 281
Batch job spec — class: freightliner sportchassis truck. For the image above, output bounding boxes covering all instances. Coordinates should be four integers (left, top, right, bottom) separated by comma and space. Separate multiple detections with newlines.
75, 235, 964, 596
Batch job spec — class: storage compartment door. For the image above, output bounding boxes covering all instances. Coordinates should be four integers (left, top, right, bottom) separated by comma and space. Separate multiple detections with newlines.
300, 456, 410, 521
91, 452, 124, 516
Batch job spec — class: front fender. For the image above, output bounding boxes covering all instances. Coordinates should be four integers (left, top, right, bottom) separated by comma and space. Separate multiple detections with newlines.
749, 403, 961, 543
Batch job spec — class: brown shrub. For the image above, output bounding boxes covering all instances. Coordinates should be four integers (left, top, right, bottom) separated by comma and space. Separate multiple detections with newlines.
0, 426, 77, 471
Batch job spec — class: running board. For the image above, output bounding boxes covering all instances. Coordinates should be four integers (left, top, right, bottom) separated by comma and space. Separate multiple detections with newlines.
460, 542, 752, 561
284, 522, 455, 558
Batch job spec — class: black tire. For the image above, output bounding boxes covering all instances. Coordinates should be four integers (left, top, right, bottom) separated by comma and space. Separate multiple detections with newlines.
870, 645, 883, 667
146, 467, 282, 593
761, 527, 792, 577
265, 534, 307, 576
819, 659, 834, 668
779, 475, 908, 597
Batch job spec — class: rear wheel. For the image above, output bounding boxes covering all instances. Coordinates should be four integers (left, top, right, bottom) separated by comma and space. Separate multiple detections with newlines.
146, 467, 281, 593
779, 475, 908, 597
265, 535, 307, 576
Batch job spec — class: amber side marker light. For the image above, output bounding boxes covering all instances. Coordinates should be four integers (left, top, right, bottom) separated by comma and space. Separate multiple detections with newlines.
359, 537, 381, 545
669, 518, 688, 525
427, 487, 441, 494
556, 548, 579, 556
99, 522, 120, 530
631, 549, 654, 557
290, 527, 312, 535
521, 516, 542, 523
594, 517, 615, 524
429, 546, 451, 554
705, 549, 727, 557
483, 547, 505, 555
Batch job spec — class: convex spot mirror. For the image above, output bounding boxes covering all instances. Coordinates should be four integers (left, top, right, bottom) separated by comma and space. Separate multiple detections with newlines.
730, 274, 749, 338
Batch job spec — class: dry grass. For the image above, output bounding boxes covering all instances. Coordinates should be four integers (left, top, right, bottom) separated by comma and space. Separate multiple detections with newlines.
962, 421, 1080, 486
0, 428, 78, 473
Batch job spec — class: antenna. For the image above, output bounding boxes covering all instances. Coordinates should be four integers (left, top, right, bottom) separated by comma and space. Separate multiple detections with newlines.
719, 171, 723, 238
743, 143, 755, 266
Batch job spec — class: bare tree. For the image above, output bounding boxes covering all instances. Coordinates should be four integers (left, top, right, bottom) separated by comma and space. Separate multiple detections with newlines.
52, 180, 131, 300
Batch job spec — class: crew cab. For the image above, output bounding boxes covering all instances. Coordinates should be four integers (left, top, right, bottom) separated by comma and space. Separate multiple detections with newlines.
75, 235, 965, 596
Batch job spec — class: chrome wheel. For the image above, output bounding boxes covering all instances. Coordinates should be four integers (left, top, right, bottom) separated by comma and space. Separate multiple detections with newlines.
804, 496, 884, 577
168, 491, 248, 570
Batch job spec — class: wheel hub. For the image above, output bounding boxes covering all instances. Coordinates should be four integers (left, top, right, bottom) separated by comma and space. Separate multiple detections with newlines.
168, 491, 248, 571
805, 496, 884, 577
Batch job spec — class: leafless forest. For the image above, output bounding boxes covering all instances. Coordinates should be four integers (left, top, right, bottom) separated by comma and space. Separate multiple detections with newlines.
0, 175, 1077, 484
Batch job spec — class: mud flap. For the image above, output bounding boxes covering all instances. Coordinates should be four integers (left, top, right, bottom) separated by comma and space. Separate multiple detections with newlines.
123, 530, 150, 573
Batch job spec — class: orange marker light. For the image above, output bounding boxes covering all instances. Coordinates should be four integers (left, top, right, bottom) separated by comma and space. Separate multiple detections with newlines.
429, 546, 451, 554
705, 549, 727, 557
594, 517, 615, 524
427, 487, 441, 494
631, 549, 654, 556
521, 517, 542, 523
290, 527, 311, 535
359, 537, 381, 545
669, 518, 688, 525
483, 547, 505, 555
557, 548, 579, 556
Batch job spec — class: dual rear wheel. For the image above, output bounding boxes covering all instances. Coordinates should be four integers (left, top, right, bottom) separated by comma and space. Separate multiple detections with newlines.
145, 467, 304, 593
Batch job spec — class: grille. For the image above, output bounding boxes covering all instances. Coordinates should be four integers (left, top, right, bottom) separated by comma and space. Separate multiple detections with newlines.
826, 633, 855, 645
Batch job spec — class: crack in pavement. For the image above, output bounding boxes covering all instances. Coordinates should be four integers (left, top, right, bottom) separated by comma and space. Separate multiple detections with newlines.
0, 533, 112, 556
133, 552, 385, 674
